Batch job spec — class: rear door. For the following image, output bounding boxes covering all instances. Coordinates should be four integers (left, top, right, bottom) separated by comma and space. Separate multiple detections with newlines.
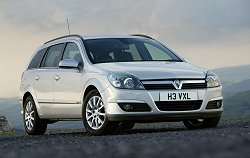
34, 43, 65, 117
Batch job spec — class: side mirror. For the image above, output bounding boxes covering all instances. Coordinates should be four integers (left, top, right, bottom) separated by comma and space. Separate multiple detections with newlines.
59, 59, 83, 70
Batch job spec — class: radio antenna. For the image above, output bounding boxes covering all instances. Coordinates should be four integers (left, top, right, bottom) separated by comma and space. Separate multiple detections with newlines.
67, 18, 71, 35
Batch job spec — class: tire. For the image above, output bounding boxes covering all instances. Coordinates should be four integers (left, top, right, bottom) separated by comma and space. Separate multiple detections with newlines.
23, 96, 47, 135
117, 122, 135, 131
82, 90, 118, 135
183, 117, 221, 129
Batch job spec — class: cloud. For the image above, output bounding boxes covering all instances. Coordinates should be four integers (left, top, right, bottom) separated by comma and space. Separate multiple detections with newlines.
1, 0, 250, 44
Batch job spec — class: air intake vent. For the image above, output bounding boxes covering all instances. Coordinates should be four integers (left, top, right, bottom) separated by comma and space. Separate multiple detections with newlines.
143, 84, 175, 90
182, 83, 206, 89
155, 101, 203, 111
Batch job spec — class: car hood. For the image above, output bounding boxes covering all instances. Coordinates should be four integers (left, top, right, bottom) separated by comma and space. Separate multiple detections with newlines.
95, 62, 207, 80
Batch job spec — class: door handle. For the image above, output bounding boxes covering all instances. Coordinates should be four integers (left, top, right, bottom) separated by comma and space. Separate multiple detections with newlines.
54, 75, 60, 81
35, 75, 40, 81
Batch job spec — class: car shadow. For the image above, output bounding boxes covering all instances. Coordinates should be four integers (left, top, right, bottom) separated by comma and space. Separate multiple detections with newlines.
5, 122, 228, 139
44, 121, 229, 137
45, 126, 188, 137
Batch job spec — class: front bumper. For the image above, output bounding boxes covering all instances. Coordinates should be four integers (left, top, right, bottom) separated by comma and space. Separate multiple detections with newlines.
108, 112, 222, 122
101, 85, 223, 122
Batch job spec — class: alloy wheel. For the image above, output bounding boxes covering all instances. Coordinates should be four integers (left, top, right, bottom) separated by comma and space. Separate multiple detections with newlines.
85, 96, 106, 130
24, 101, 35, 131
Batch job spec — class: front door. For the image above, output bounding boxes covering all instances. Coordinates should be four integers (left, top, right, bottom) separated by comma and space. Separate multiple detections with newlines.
53, 42, 84, 118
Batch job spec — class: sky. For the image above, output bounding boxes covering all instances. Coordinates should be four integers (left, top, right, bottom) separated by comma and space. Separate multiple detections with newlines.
0, 0, 250, 97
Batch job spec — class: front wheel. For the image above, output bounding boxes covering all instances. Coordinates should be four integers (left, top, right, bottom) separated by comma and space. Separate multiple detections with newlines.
183, 117, 221, 129
23, 96, 47, 135
82, 90, 118, 135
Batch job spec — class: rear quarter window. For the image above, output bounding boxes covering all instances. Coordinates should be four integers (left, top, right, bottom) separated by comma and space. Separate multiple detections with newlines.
28, 48, 47, 69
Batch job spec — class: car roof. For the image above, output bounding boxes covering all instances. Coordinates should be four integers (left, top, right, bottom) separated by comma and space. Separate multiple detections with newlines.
82, 34, 153, 40
44, 34, 153, 45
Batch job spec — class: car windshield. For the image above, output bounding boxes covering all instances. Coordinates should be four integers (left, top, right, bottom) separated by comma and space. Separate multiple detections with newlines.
84, 38, 182, 64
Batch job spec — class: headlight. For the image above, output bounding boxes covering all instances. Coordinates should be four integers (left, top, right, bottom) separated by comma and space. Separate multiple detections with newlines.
206, 71, 221, 88
108, 73, 145, 90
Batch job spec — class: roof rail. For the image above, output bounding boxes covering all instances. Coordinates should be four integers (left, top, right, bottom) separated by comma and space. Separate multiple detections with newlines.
44, 34, 83, 44
130, 34, 153, 39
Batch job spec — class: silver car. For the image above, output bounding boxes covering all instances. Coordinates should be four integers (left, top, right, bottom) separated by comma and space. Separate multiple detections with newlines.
19, 34, 223, 135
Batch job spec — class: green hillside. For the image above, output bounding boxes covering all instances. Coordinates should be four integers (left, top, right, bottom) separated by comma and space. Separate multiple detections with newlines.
223, 90, 250, 118
222, 79, 250, 97
213, 65, 250, 83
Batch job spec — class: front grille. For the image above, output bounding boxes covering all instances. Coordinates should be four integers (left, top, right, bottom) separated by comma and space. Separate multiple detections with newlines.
143, 84, 175, 90
182, 83, 206, 89
143, 83, 206, 90
155, 100, 202, 111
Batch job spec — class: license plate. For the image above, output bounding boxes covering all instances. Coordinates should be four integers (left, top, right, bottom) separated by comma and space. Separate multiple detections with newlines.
160, 91, 198, 101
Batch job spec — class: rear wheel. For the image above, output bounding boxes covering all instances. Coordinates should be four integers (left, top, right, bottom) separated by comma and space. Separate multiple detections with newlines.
23, 96, 47, 135
183, 117, 221, 129
82, 90, 118, 135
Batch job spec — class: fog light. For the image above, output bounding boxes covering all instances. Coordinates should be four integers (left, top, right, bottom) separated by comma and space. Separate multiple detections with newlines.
124, 104, 133, 111
216, 101, 222, 108
118, 103, 151, 112
205, 100, 222, 109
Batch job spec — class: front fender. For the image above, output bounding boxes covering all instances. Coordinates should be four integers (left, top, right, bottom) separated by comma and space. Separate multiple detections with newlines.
81, 77, 111, 103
